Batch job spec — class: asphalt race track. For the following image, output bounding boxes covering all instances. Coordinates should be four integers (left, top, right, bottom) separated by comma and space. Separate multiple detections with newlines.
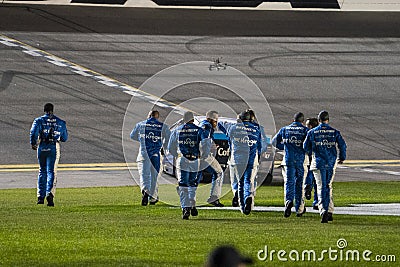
0, 4, 399, 185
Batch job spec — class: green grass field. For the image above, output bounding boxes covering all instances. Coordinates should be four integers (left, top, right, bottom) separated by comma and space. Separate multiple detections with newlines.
1, 182, 399, 266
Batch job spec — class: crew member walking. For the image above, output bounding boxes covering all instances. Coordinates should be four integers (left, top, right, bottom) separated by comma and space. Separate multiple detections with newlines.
303, 111, 347, 223
168, 111, 206, 219
30, 103, 68, 207
131, 110, 171, 206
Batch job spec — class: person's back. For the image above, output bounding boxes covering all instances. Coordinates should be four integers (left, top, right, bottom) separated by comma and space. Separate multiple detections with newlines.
307, 123, 346, 170
30, 103, 68, 207
31, 113, 68, 148
275, 121, 308, 166
227, 120, 261, 166
174, 122, 203, 159
132, 116, 169, 158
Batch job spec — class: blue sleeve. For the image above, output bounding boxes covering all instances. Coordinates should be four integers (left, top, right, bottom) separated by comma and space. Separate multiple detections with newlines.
272, 128, 284, 150
303, 131, 312, 155
221, 121, 234, 134
218, 122, 227, 135
168, 130, 178, 157
257, 130, 262, 156
336, 131, 347, 161
130, 123, 140, 141
60, 120, 68, 142
30, 118, 40, 145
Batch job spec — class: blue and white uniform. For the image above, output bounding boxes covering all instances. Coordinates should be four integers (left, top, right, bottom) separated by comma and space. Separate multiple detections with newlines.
131, 117, 171, 202
228, 121, 267, 196
168, 122, 205, 209
272, 122, 308, 214
303, 123, 347, 215
198, 120, 225, 201
224, 121, 261, 213
30, 113, 68, 199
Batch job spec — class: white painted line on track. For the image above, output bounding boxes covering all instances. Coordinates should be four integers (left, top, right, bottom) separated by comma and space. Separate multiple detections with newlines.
0, 34, 192, 115
198, 203, 400, 216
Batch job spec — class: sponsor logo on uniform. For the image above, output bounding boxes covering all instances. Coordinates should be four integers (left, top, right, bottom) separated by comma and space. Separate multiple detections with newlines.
283, 136, 303, 146
178, 138, 197, 147
315, 139, 336, 148
234, 136, 257, 147
140, 132, 161, 143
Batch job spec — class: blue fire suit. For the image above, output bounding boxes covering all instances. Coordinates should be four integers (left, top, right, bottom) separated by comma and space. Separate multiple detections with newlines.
168, 123, 205, 209
228, 121, 268, 196
224, 121, 261, 213
131, 117, 171, 202
30, 113, 68, 199
197, 120, 224, 201
272, 122, 308, 214
303, 123, 347, 215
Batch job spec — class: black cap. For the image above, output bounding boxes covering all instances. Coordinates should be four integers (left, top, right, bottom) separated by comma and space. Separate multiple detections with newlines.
183, 111, 194, 123
206, 246, 253, 267
318, 110, 329, 122
44, 103, 54, 113
293, 112, 304, 122
238, 110, 251, 122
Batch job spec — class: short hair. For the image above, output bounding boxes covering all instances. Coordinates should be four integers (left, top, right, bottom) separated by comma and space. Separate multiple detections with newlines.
318, 110, 329, 122
246, 109, 256, 120
238, 110, 251, 122
206, 110, 219, 121
148, 110, 159, 118
183, 111, 194, 123
306, 117, 319, 128
293, 112, 304, 123
44, 103, 54, 113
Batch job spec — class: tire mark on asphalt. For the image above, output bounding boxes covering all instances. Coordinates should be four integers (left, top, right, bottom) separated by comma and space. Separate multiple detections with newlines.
0, 70, 15, 92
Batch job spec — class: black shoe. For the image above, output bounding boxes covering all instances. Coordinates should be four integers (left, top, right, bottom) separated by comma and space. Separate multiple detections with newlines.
46, 193, 54, 207
305, 185, 312, 200
321, 211, 329, 223
243, 197, 252, 215
37, 197, 44, 205
141, 191, 149, 206
209, 199, 224, 207
284, 201, 293, 218
296, 207, 306, 217
182, 208, 191, 220
149, 198, 159, 205
327, 212, 333, 221
232, 191, 239, 207
313, 205, 319, 210
191, 207, 198, 217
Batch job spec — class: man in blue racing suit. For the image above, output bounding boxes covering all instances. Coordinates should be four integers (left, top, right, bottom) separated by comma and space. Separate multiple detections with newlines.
131, 110, 171, 206
229, 109, 268, 207
303, 111, 347, 223
224, 110, 262, 215
198, 110, 225, 207
168, 111, 206, 219
30, 103, 68, 206
272, 112, 308, 218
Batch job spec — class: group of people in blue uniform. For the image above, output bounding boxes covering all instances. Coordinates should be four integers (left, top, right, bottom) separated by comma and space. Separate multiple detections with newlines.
272, 111, 347, 223
30, 103, 346, 223
131, 109, 266, 219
